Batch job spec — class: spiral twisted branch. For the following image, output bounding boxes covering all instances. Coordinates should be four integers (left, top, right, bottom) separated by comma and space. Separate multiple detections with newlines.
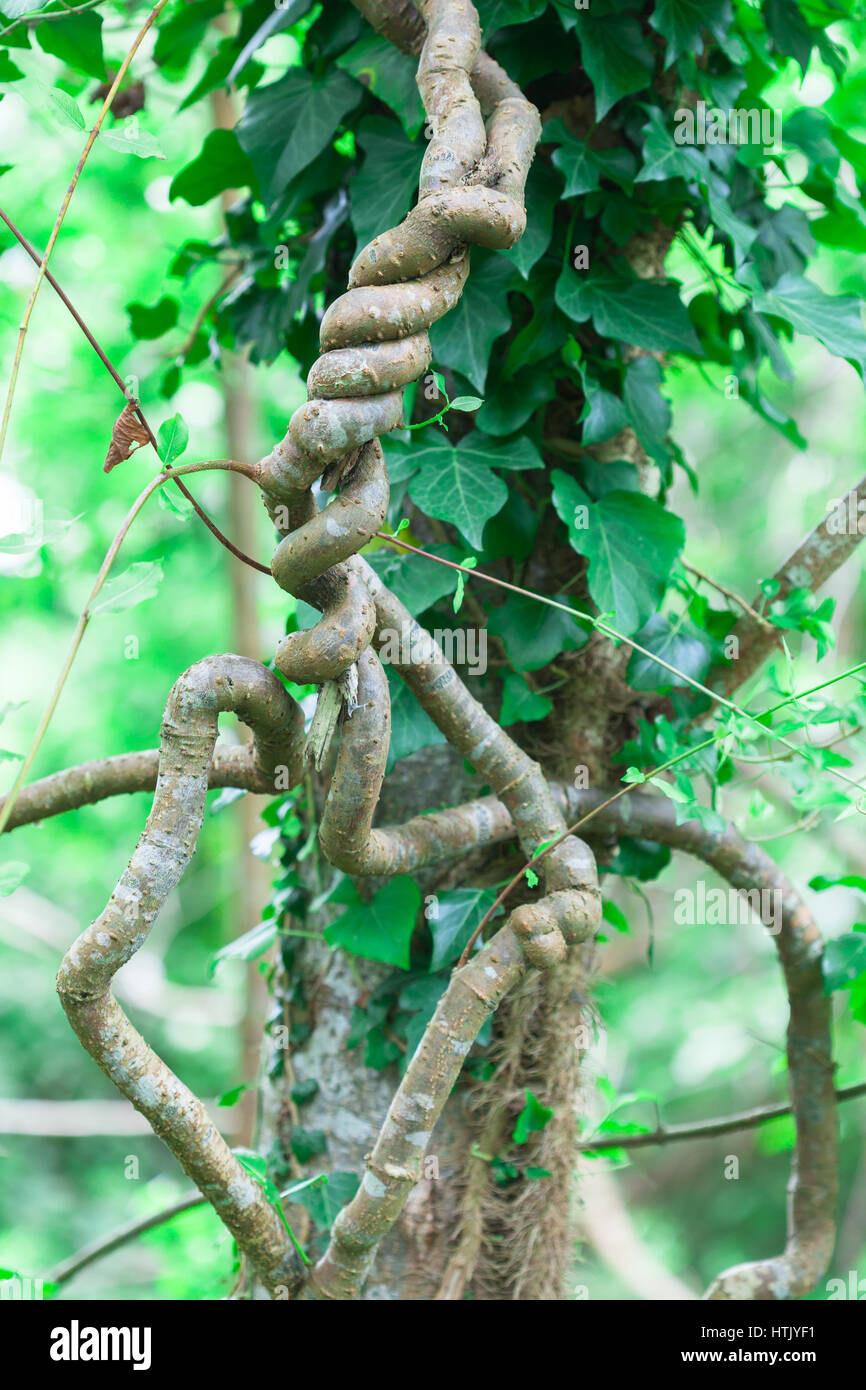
53, 0, 601, 1301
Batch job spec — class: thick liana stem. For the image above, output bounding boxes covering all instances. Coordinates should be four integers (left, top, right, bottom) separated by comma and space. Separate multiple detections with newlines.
56, 657, 307, 1297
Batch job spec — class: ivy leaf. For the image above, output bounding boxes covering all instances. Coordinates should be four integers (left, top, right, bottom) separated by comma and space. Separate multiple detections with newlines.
170, 129, 254, 205
0, 862, 28, 896
822, 931, 866, 993
408, 447, 508, 548
127, 297, 179, 341
487, 592, 585, 670
635, 107, 707, 184
156, 413, 189, 466
337, 31, 424, 135
429, 888, 500, 972
385, 668, 446, 771
351, 117, 422, 253
581, 384, 629, 446
35, 12, 105, 81
92, 561, 164, 616
765, 0, 817, 77
555, 269, 703, 356
499, 671, 553, 725
429, 254, 514, 392
626, 613, 715, 691
35, 83, 86, 131
505, 159, 560, 277
575, 11, 654, 121
284, 189, 349, 321
551, 471, 685, 635
366, 542, 459, 614
752, 273, 866, 382
292, 1171, 359, 1229
209, 919, 278, 974
237, 68, 360, 212
325, 876, 421, 970
649, 0, 731, 66
513, 1089, 554, 1144
453, 429, 543, 472
226, 0, 312, 87
544, 118, 636, 197
623, 357, 672, 465
100, 127, 165, 160
476, 0, 547, 33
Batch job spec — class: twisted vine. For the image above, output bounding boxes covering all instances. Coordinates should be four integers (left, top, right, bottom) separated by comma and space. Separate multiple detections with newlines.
47, 0, 839, 1303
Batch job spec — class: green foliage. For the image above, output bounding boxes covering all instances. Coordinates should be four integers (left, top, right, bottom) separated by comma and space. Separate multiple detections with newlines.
512, 1089, 554, 1143
324, 876, 421, 969
4, 0, 866, 1302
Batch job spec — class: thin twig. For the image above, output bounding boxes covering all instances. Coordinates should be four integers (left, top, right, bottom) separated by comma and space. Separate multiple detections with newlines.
377, 531, 866, 802
682, 558, 775, 631
172, 265, 242, 362
579, 1080, 866, 1153
0, 459, 261, 838
454, 659, 866, 965
0, 207, 270, 575
0, 0, 169, 464
42, 1178, 312, 1289
0, 0, 102, 39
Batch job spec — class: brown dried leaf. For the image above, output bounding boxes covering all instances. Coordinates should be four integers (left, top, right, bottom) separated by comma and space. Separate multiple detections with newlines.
91, 77, 146, 120
104, 400, 150, 473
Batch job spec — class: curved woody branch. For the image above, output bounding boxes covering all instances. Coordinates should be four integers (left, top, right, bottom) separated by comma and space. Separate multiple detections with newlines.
57, 657, 307, 1296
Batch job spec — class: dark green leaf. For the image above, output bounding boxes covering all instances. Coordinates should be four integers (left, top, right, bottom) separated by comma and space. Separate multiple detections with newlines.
626, 612, 715, 690
385, 668, 446, 770
823, 931, 866, 993
487, 592, 585, 670
429, 888, 499, 971
551, 471, 685, 635
237, 68, 359, 212
513, 1089, 554, 1144
351, 117, 422, 253
555, 269, 703, 356
127, 296, 179, 340
325, 876, 421, 969
170, 129, 255, 206
337, 31, 424, 135
408, 444, 508, 548
649, 0, 731, 66
623, 357, 672, 465
499, 671, 553, 725
752, 273, 866, 381
429, 254, 514, 392
575, 12, 654, 121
